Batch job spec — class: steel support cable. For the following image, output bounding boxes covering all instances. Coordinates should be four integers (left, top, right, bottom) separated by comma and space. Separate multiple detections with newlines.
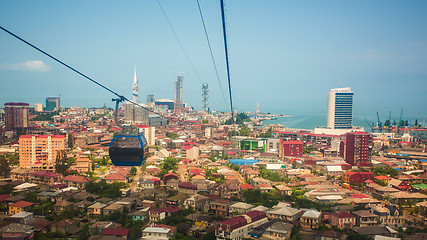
219, 0, 234, 123
156, 0, 202, 84
196, 0, 228, 108
0, 25, 173, 121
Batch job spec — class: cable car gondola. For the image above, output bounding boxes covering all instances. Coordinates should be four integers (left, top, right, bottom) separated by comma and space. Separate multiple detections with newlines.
108, 98, 148, 166
109, 133, 148, 166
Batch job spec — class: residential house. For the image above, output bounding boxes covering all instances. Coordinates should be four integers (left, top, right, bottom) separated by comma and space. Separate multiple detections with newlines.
9, 201, 35, 215
141, 179, 155, 190
103, 203, 125, 216
178, 182, 198, 195
51, 219, 80, 235
141, 226, 176, 240
342, 171, 374, 184
105, 173, 127, 184
102, 228, 130, 240
229, 202, 255, 215
388, 179, 408, 191
263, 221, 294, 240
54, 200, 74, 213
0, 223, 34, 239
329, 212, 356, 229
215, 211, 269, 240
267, 206, 302, 222
210, 199, 235, 216
371, 205, 405, 227
388, 192, 427, 206
352, 210, 379, 227
62, 175, 89, 189
275, 185, 293, 196
88, 202, 107, 217
300, 210, 322, 230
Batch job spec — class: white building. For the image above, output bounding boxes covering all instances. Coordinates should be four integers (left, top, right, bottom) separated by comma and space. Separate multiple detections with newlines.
34, 104, 43, 112
138, 125, 156, 147
327, 87, 354, 129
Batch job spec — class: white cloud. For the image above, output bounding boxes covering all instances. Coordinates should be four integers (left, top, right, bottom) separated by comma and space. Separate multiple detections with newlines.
0, 60, 51, 72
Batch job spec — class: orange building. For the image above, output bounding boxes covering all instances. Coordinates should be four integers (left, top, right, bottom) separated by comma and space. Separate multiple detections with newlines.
19, 135, 66, 170
9, 201, 35, 215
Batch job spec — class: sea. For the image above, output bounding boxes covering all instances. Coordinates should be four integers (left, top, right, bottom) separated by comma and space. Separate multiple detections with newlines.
262, 114, 377, 131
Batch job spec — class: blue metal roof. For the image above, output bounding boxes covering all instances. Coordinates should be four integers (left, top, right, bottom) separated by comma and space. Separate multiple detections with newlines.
229, 159, 259, 165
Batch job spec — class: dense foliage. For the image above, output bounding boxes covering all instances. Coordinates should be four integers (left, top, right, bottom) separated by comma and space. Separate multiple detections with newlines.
0, 155, 11, 177
158, 157, 179, 179
373, 166, 398, 177
258, 166, 284, 182
85, 179, 125, 198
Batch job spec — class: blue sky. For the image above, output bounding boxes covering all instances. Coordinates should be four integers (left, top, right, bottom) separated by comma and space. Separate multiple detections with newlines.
1, 0, 426, 122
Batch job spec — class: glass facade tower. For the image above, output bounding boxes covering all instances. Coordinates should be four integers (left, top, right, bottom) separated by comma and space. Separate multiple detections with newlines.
327, 87, 353, 129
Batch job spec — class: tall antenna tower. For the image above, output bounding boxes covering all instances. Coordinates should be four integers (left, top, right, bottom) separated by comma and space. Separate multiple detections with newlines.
202, 83, 209, 112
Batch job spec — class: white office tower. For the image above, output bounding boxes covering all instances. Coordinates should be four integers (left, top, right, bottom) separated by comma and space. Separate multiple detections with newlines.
327, 87, 354, 129
174, 75, 184, 112
132, 67, 139, 103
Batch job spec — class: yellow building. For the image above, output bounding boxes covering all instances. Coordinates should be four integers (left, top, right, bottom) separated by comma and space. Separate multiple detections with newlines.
19, 135, 65, 170
9, 201, 34, 215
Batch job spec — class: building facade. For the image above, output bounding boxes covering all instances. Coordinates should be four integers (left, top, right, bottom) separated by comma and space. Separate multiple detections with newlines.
345, 132, 373, 167
279, 139, 303, 160
4, 102, 30, 131
327, 87, 353, 129
45, 97, 60, 111
174, 75, 184, 112
19, 135, 66, 170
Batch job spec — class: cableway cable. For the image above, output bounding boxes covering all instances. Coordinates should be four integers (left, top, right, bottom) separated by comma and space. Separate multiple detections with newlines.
156, 0, 203, 84
0, 25, 172, 122
196, 0, 228, 108
219, 0, 235, 123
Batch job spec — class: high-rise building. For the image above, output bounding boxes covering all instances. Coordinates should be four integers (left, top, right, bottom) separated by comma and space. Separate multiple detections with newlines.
327, 87, 353, 129
45, 97, 60, 112
19, 135, 65, 170
4, 102, 30, 131
202, 83, 209, 112
146, 94, 155, 108
345, 132, 373, 167
124, 103, 149, 124
132, 67, 139, 103
174, 75, 184, 112
34, 103, 43, 112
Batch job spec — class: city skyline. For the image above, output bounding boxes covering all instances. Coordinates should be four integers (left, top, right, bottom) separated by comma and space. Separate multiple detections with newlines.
1, 1, 427, 119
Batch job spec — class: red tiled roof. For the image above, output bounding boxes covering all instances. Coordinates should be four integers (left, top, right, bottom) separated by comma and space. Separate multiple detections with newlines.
0, 194, 11, 202
245, 210, 266, 222
31, 170, 62, 178
162, 205, 182, 213
239, 184, 254, 190
374, 175, 392, 180
105, 173, 126, 180
332, 211, 355, 219
10, 200, 34, 208
62, 175, 89, 183
103, 228, 130, 236
154, 224, 177, 234
182, 145, 193, 150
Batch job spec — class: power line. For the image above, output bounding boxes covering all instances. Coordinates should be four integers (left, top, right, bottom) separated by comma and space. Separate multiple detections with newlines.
156, 0, 202, 84
196, 0, 228, 108
220, 0, 235, 122
0, 25, 172, 121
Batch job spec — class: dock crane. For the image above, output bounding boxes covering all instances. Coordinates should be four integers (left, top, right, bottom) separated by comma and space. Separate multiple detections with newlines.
376, 112, 383, 132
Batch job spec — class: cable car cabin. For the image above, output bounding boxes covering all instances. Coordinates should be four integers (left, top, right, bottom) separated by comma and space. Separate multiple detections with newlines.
109, 134, 148, 166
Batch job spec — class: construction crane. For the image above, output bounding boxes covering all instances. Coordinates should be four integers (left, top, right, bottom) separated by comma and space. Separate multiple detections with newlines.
365, 118, 374, 132
376, 112, 383, 132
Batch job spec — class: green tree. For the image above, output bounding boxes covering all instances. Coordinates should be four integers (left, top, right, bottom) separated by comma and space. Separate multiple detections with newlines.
202, 119, 209, 124
166, 132, 179, 139
55, 150, 73, 175
67, 134, 74, 149
0, 155, 11, 177
239, 127, 251, 136
130, 167, 137, 176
